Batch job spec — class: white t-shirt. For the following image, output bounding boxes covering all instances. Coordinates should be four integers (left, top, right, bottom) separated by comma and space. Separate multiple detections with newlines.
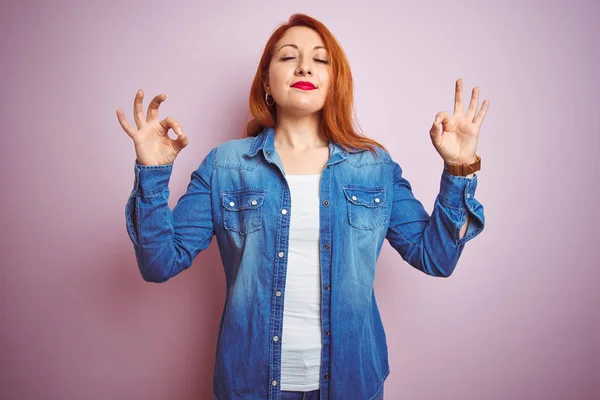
280, 172, 323, 391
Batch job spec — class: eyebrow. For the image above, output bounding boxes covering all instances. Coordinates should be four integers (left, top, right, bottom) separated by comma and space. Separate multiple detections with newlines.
277, 44, 327, 52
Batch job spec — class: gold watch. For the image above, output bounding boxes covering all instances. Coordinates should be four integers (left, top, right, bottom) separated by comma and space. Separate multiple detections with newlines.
445, 154, 481, 176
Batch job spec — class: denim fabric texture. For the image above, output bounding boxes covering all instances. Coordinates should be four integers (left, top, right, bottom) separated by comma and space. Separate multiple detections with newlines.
125, 126, 485, 399
280, 389, 321, 400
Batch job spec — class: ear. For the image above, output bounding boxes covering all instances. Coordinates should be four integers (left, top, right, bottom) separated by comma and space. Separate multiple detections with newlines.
262, 70, 270, 93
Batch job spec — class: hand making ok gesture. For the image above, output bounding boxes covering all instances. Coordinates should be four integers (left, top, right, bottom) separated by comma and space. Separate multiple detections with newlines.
116, 89, 189, 166
429, 78, 489, 165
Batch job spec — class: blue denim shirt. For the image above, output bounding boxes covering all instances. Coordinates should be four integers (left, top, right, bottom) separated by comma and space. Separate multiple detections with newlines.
125, 126, 485, 400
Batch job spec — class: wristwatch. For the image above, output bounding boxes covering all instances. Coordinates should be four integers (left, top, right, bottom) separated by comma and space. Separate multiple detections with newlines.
445, 154, 481, 176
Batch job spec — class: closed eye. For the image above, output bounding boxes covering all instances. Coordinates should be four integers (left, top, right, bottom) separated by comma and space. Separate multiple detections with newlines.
280, 57, 329, 64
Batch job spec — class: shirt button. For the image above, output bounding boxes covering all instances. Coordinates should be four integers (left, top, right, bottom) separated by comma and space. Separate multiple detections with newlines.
272, 380, 277, 386
281, 209, 287, 215
276, 291, 282, 297
325, 284, 331, 290
351, 195, 357, 201
466, 193, 471, 198
229, 201, 235, 207
251, 199, 258, 205
326, 330, 331, 336
324, 374, 329, 379
375, 198, 380, 203
278, 251, 284, 258
323, 200, 329, 206
323, 244, 329, 250
273, 335, 279, 342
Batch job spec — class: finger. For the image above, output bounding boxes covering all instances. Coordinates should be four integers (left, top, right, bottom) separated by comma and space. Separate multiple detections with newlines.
116, 108, 136, 138
172, 130, 189, 151
434, 111, 450, 125
466, 86, 479, 120
454, 78, 464, 115
158, 116, 184, 137
429, 116, 443, 149
133, 89, 145, 129
474, 99, 489, 128
146, 93, 166, 122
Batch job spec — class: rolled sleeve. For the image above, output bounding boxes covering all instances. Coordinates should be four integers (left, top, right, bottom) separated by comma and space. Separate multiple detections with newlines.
133, 160, 174, 198
437, 169, 485, 247
385, 159, 486, 277
124, 150, 216, 282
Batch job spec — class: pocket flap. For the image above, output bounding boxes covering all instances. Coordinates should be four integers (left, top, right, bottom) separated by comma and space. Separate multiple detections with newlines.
342, 186, 386, 207
222, 190, 266, 211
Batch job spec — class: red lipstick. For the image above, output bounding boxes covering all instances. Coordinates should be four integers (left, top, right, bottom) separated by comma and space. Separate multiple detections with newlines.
291, 81, 316, 90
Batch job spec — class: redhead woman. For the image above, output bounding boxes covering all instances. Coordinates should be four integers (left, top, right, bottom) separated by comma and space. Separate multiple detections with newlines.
118, 13, 488, 400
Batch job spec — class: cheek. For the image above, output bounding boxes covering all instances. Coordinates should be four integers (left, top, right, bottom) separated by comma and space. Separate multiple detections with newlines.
269, 65, 292, 85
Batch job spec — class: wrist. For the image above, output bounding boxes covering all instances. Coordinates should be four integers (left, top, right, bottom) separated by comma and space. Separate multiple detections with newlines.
444, 154, 481, 177
445, 155, 478, 165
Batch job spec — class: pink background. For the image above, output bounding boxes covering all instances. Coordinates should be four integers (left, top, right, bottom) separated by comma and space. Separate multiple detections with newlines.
2, 0, 598, 399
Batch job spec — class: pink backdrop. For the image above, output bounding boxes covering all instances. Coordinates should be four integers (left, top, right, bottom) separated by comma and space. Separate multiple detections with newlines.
2, 0, 598, 399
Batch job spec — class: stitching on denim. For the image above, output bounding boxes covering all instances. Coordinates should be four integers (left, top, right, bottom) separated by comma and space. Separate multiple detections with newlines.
214, 162, 256, 171
222, 190, 266, 235
457, 199, 484, 246
347, 151, 390, 168
135, 195, 141, 246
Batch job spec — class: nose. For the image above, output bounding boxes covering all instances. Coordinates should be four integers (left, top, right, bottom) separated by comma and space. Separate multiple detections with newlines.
295, 64, 312, 76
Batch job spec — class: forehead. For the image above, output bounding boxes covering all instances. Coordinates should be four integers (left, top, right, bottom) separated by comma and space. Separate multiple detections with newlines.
275, 26, 325, 49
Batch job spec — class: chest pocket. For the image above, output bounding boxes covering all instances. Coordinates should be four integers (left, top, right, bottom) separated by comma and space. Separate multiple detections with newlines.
342, 185, 387, 230
221, 189, 266, 235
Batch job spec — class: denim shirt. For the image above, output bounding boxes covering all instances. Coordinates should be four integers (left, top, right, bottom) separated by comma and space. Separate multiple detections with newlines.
125, 126, 485, 400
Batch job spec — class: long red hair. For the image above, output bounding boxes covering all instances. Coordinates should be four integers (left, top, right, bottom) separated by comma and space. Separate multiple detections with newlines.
245, 13, 387, 156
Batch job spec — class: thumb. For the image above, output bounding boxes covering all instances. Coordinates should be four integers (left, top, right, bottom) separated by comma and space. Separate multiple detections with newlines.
429, 116, 443, 148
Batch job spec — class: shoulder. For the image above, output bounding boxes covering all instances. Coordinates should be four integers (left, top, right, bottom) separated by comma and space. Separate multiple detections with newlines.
345, 143, 392, 168
211, 136, 260, 170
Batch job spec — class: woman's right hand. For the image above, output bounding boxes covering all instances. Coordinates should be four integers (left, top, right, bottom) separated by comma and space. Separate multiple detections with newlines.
117, 89, 189, 166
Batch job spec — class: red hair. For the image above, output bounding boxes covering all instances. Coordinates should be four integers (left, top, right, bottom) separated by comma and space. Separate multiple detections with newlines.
245, 13, 387, 156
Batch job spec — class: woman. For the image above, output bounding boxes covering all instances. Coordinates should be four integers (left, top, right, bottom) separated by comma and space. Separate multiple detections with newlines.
118, 13, 487, 400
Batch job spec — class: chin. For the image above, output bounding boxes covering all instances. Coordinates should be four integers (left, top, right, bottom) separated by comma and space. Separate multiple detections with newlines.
279, 100, 325, 116
284, 107, 323, 117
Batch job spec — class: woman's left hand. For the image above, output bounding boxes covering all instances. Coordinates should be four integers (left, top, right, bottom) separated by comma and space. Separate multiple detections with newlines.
429, 78, 489, 165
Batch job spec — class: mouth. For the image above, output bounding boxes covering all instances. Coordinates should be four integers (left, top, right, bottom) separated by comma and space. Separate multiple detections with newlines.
291, 81, 316, 90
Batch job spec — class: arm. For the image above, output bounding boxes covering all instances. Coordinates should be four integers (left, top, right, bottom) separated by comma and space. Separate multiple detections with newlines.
124, 147, 217, 282
385, 161, 484, 277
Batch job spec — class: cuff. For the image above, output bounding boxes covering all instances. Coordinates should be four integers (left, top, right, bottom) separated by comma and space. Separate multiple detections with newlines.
133, 159, 174, 198
438, 169, 478, 210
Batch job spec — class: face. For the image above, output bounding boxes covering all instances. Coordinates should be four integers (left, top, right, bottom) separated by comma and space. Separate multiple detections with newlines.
265, 26, 331, 116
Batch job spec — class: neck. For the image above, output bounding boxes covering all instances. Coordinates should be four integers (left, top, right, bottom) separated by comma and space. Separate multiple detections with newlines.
273, 111, 327, 151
